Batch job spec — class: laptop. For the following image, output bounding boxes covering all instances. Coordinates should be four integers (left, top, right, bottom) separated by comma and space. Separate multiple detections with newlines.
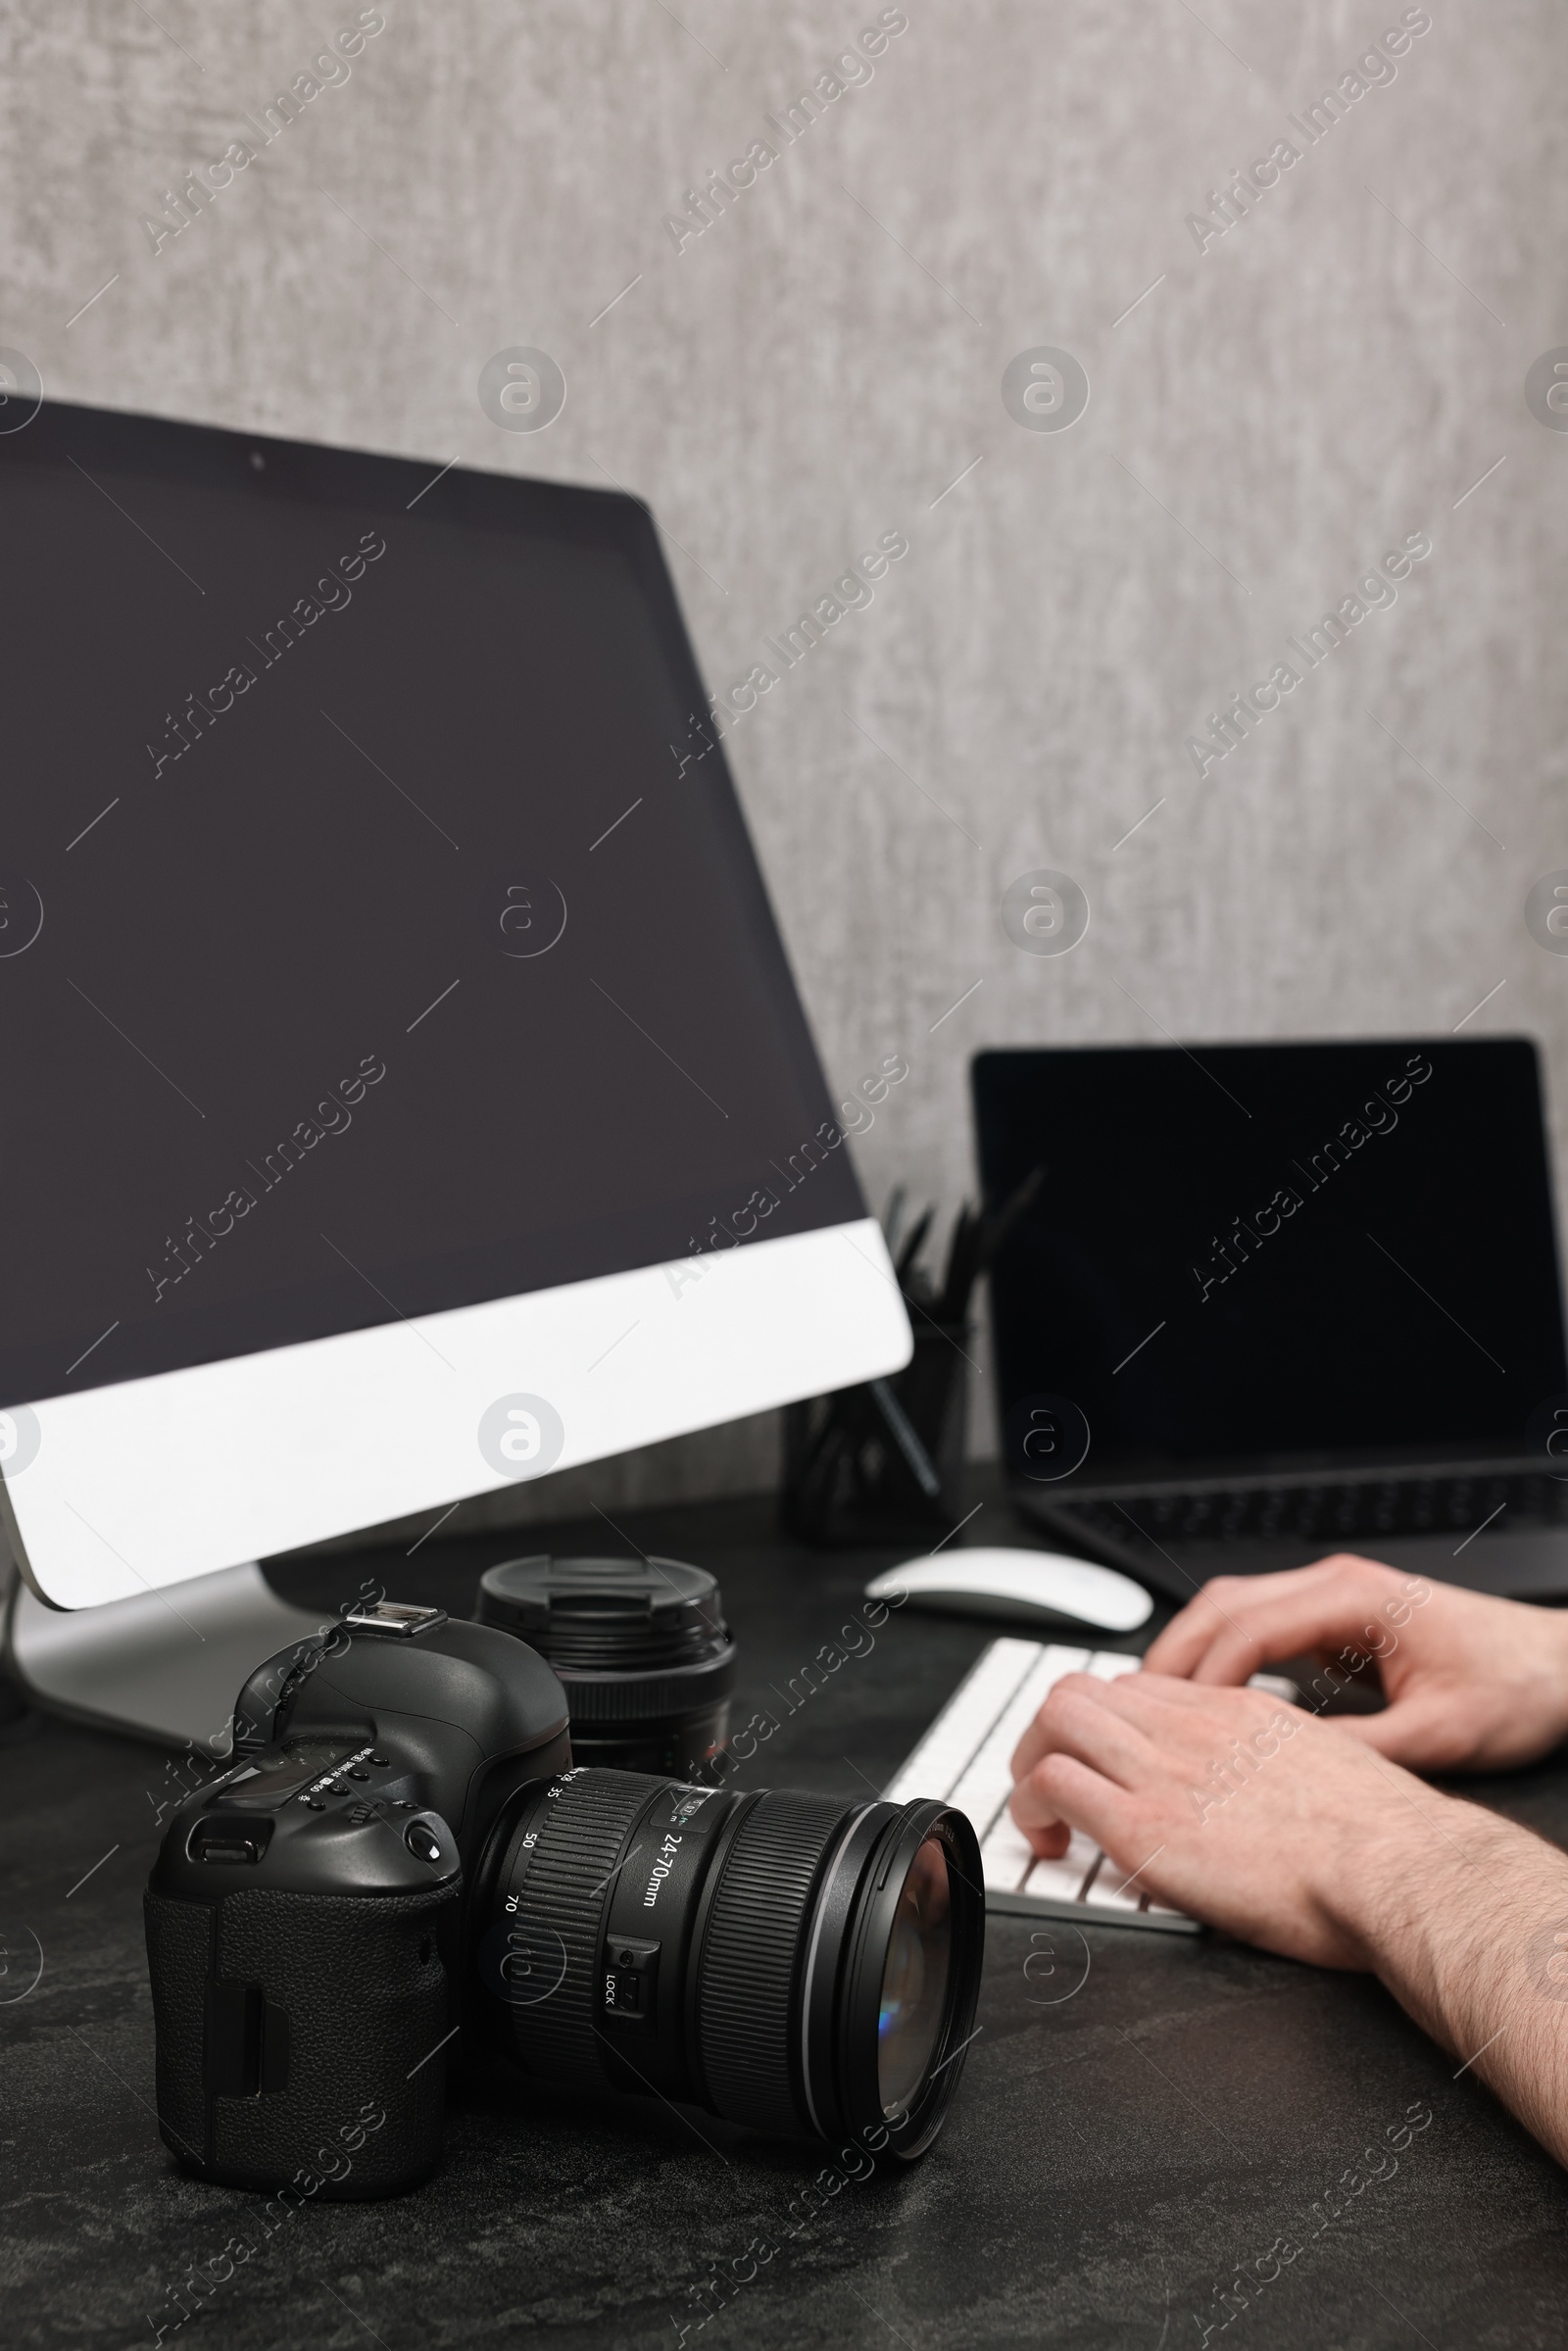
973, 1038, 1568, 1602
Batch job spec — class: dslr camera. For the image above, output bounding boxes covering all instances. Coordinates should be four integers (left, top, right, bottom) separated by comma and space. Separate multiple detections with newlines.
145, 1598, 983, 2196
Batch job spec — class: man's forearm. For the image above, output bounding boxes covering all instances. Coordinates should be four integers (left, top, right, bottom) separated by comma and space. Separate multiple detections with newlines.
1333, 1788, 1568, 2163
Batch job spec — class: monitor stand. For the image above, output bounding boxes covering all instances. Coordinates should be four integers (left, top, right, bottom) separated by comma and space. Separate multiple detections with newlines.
2, 1553, 330, 1757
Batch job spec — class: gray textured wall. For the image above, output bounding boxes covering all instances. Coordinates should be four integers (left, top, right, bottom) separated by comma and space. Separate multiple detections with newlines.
8, 0, 1564, 1542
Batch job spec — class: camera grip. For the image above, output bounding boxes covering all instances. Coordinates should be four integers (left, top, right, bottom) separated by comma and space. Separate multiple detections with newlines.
146, 1880, 458, 2195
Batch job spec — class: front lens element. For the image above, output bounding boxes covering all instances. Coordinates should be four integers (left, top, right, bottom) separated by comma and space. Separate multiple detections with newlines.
877, 1834, 952, 2115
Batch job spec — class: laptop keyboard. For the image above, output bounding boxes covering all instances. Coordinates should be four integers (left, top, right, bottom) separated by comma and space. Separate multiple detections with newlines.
1055, 1470, 1568, 1551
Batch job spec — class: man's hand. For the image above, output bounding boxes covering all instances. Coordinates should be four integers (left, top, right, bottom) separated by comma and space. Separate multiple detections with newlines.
1007, 1670, 1457, 1967
1005, 1666, 1568, 2166
1141, 1553, 1568, 1773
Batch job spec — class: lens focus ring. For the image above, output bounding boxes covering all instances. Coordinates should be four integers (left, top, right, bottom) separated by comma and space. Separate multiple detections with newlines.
696, 1790, 848, 2134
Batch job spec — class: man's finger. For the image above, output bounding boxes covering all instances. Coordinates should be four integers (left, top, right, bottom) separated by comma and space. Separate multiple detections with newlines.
1156, 1567, 1416, 1689
1009, 1749, 1142, 1856
1328, 1684, 1475, 1771
1009, 1664, 1290, 1783
1008, 1673, 1164, 1790
1103, 1668, 1293, 1717
1142, 1560, 1349, 1677
1007, 1671, 1137, 1785
1055, 1673, 1307, 1788
1143, 1554, 1403, 1682
1183, 1590, 1397, 1686
1010, 1672, 1093, 1782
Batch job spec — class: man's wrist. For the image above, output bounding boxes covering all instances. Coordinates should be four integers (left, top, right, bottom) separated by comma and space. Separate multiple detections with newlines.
1322, 1781, 1506, 1977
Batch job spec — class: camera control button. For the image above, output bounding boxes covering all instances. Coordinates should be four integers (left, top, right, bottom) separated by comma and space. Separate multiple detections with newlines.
369, 1754, 391, 1767
405, 1821, 444, 1866
602, 1936, 660, 2021
348, 1768, 370, 1782
189, 1821, 265, 1863
304, 1797, 326, 1812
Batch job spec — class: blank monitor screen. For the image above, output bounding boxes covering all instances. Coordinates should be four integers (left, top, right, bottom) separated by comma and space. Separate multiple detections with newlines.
0, 401, 863, 1410
975, 1039, 1568, 1480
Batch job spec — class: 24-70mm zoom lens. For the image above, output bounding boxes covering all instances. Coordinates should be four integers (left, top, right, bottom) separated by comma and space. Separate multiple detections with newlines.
471, 1767, 983, 2156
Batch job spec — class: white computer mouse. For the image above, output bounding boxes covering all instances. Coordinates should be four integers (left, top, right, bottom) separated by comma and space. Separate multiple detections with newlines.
864, 1546, 1154, 1634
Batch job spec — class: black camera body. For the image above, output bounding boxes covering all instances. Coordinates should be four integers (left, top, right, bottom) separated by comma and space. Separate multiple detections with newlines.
147, 1596, 984, 2200
145, 1600, 570, 2196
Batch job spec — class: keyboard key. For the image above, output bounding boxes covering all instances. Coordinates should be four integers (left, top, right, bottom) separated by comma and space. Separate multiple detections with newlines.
1046, 1644, 1094, 1676
1094, 1855, 1155, 1914
980, 1809, 1037, 1893
1021, 1829, 1102, 1907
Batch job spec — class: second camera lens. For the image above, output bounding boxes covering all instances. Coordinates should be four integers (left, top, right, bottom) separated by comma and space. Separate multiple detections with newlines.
475, 1554, 737, 1780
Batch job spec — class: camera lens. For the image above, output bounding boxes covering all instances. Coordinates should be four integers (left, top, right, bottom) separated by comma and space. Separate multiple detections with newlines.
475, 1555, 736, 1781
470, 1768, 983, 2158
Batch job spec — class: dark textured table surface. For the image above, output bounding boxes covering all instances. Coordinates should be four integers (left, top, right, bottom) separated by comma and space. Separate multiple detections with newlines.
6, 1482, 1568, 2351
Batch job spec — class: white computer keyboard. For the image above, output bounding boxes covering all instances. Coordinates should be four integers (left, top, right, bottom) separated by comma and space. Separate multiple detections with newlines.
886, 1640, 1199, 1932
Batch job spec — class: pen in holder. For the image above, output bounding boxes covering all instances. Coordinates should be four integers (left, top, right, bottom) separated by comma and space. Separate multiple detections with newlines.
780, 1174, 1042, 1548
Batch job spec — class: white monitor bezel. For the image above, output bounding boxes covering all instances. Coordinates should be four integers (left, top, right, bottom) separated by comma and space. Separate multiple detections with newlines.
2, 1217, 911, 1610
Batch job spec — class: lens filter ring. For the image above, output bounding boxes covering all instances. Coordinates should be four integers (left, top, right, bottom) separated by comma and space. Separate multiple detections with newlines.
834, 1801, 984, 2160
799, 1803, 890, 2140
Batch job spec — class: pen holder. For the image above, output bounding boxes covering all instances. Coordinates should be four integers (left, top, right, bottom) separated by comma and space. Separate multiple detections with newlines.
780, 1322, 970, 1548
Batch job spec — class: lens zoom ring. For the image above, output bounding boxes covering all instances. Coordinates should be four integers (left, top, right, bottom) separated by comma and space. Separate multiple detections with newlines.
506, 1771, 662, 2087
698, 1791, 848, 2134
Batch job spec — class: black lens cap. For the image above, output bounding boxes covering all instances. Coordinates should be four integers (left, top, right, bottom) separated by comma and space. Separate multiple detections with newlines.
475, 1554, 731, 1674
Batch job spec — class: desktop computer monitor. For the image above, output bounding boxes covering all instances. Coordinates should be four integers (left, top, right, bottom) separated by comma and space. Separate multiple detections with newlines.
0, 397, 909, 1746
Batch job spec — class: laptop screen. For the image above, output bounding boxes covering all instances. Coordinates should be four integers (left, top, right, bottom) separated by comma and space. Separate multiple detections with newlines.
974, 1039, 1568, 1483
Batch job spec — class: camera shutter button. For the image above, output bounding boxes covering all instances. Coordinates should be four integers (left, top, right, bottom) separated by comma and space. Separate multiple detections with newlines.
405, 1821, 443, 1865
